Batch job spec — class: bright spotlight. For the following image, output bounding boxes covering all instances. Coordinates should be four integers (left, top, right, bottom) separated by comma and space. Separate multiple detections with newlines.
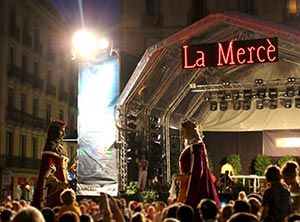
98, 38, 110, 50
72, 29, 97, 59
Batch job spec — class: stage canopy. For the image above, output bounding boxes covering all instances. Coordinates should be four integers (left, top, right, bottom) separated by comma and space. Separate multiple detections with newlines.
115, 12, 300, 185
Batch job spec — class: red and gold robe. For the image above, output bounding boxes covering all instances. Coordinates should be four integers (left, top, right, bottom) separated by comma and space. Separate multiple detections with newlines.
177, 141, 220, 210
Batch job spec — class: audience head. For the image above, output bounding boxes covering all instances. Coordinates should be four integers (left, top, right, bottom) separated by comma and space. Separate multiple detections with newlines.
1, 209, 14, 222
238, 191, 248, 201
41, 207, 55, 222
58, 211, 80, 222
285, 213, 300, 222
79, 215, 94, 222
247, 193, 262, 203
131, 212, 146, 222
163, 219, 180, 222
248, 197, 261, 216
167, 203, 181, 219
198, 199, 218, 220
176, 204, 194, 222
265, 165, 281, 183
233, 200, 251, 213
281, 161, 299, 185
228, 212, 258, 222
13, 206, 45, 222
60, 189, 76, 205
220, 204, 234, 222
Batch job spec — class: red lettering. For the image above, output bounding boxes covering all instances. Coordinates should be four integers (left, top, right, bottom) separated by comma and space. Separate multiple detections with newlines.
246, 46, 255, 64
266, 39, 277, 62
195, 50, 205, 67
257, 46, 266, 62
237, 48, 246, 64
218, 41, 235, 66
183, 45, 196, 69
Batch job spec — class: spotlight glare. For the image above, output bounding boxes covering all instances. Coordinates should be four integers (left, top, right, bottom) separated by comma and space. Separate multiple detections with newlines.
98, 38, 110, 50
72, 30, 97, 59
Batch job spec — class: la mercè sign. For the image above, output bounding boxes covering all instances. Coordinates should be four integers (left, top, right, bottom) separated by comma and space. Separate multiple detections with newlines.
182, 37, 278, 69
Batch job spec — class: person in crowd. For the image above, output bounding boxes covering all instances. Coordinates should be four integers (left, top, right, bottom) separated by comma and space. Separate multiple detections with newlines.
281, 161, 300, 213
80, 214, 94, 222
174, 120, 220, 213
248, 197, 261, 218
0, 209, 14, 222
131, 212, 146, 222
163, 219, 180, 222
58, 211, 80, 222
198, 199, 218, 222
57, 189, 81, 218
260, 165, 291, 222
285, 213, 300, 222
136, 155, 149, 191
41, 207, 55, 222
217, 170, 234, 193
228, 212, 258, 222
32, 120, 69, 209
153, 201, 167, 222
237, 191, 248, 201
220, 204, 234, 222
233, 200, 251, 214
176, 204, 194, 222
220, 161, 234, 176
13, 206, 45, 222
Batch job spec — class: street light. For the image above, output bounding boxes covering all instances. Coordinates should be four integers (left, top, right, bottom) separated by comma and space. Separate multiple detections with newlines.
71, 29, 110, 60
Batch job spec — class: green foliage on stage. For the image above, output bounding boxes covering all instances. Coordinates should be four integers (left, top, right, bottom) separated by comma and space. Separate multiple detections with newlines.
254, 154, 272, 176
278, 155, 297, 168
227, 154, 242, 175
141, 189, 159, 203
126, 181, 139, 195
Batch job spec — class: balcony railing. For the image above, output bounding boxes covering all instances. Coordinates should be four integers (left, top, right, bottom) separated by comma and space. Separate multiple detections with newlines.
7, 64, 22, 79
59, 90, 68, 102
0, 155, 41, 169
6, 109, 46, 129
9, 25, 20, 41
46, 83, 56, 96
34, 41, 43, 54
47, 51, 55, 62
22, 33, 32, 48
21, 71, 34, 85
33, 77, 44, 91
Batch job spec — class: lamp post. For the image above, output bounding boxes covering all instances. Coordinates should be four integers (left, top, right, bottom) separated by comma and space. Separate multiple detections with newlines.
71, 29, 120, 196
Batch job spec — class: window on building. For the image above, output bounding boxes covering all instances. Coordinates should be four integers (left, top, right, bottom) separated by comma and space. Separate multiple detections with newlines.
6, 131, 13, 156
47, 70, 52, 84
46, 103, 51, 121
21, 93, 27, 112
191, 0, 208, 23
34, 28, 40, 43
146, 0, 159, 15
9, 7, 16, 26
288, 0, 300, 14
238, 0, 254, 14
33, 61, 39, 78
22, 54, 27, 73
60, 78, 65, 90
33, 98, 38, 116
59, 108, 64, 121
7, 87, 14, 110
8, 46, 14, 67
70, 113, 75, 129
19, 134, 26, 157
32, 137, 37, 159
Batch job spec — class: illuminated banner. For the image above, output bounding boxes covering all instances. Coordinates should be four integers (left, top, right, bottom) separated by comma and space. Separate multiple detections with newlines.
182, 37, 278, 69
77, 55, 119, 196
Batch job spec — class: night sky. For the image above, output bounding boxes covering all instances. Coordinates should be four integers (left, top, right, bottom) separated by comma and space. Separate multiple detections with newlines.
50, 0, 120, 43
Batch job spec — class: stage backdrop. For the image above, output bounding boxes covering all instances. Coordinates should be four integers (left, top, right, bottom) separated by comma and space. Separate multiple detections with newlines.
77, 56, 119, 196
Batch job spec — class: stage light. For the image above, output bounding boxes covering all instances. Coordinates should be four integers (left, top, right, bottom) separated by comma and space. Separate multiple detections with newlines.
218, 91, 226, 100
127, 114, 137, 121
210, 101, 218, 111
72, 29, 97, 59
233, 100, 241, 110
295, 98, 300, 108
219, 101, 228, 111
269, 99, 278, 109
149, 116, 161, 124
257, 88, 266, 99
232, 90, 240, 100
222, 81, 230, 86
225, 92, 231, 99
285, 87, 294, 97
287, 77, 296, 82
255, 79, 263, 84
269, 88, 278, 99
283, 98, 292, 108
151, 133, 161, 144
256, 100, 264, 109
242, 100, 251, 110
243, 89, 253, 100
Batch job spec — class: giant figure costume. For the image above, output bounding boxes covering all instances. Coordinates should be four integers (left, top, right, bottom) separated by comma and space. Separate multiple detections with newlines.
177, 139, 220, 210
32, 120, 69, 209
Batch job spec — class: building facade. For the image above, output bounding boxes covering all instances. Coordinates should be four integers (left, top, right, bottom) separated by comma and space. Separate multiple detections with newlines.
0, 0, 78, 200
120, 0, 300, 58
